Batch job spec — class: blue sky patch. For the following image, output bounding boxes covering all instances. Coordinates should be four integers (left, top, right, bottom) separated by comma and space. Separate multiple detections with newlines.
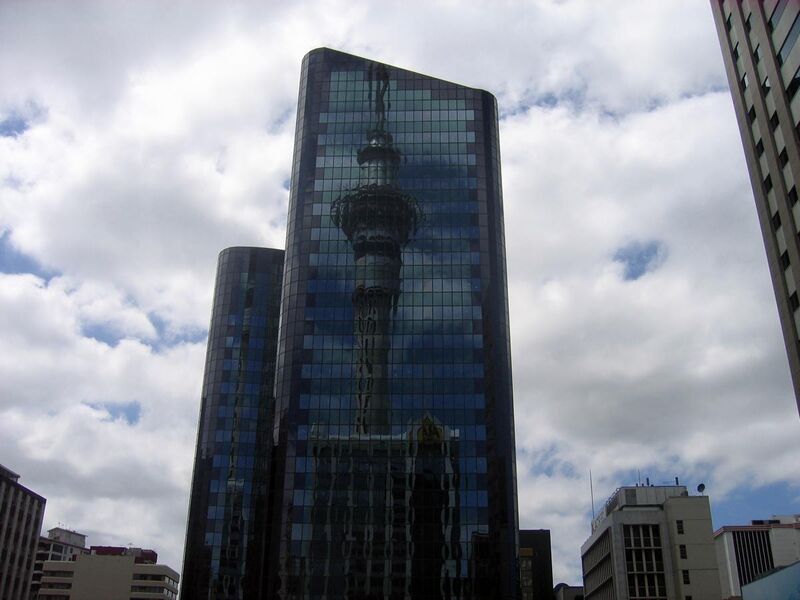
0, 231, 56, 279
0, 114, 29, 137
88, 401, 142, 426
711, 480, 800, 530
82, 322, 127, 347
614, 240, 667, 280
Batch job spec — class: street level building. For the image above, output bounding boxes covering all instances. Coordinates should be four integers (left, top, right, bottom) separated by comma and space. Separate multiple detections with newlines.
711, 0, 800, 417
30, 527, 88, 598
519, 529, 553, 600
0, 463, 45, 600
741, 559, 800, 598
38, 546, 178, 600
181, 247, 284, 598
715, 513, 800, 599
581, 484, 721, 600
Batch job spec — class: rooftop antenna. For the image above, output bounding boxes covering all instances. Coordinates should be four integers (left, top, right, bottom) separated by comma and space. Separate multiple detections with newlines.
589, 469, 595, 520
697, 483, 706, 496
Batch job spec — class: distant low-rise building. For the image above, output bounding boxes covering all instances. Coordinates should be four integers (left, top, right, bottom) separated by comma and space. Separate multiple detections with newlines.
715, 514, 800, 599
554, 582, 585, 600
30, 527, 89, 597
0, 463, 45, 600
519, 529, 554, 600
581, 483, 721, 600
38, 546, 178, 600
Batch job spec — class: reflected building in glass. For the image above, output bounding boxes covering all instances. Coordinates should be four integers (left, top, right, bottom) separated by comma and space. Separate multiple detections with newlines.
266, 48, 519, 599
182, 247, 284, 598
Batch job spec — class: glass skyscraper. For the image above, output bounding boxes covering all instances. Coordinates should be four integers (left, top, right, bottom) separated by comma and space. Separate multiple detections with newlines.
182, 48, 519, 599
182, 247, 284, 598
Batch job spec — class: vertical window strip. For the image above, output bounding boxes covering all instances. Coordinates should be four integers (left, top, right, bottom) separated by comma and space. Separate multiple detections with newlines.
771, 0, 791, 29
779, 13, 800, 65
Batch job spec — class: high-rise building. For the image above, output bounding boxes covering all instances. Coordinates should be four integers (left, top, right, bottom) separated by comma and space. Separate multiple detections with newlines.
38, 545, 179, 600
710, 0, 800, 417
261, 47, 519, 599
181, 247, 284, 598
581, 484, 721, 600
31, 527, 89, 597
553, 582, 585, 600
0, 463, 45, 600
181, 48, 520, 598
518, 529, 553, 600
715, 514, 800, 599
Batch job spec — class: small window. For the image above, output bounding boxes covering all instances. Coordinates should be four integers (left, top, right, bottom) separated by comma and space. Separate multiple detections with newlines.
754, 44, 761, 64
683, 570, 691, 584
748, 106, 757, 123
763, 77, 773, 95
789, 68, 800, 99
679, 544, 688, 559
771, 111, 780, 130
745, 14, 752, 32
781, 148, 789, 166
686, 596, 693, 600
765, 174, 774, 193
741, 72, 750, 91
773, 211, 782, 229
676, 520, 685, 534
789, 186, 798, 205
790, 292, 799, 311
757, 139, 765, 155
781, 250, 791, 270
734, 43, 741, 60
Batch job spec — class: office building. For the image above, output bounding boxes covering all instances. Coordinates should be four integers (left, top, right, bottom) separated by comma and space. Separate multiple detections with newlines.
262, 47, 518, 598
711, 0, 800, 416
181, 48, 520, 598
519, 529, 553, 600
715, 513, 800, 598
181, 247, 284, 598
554, 583, 584, 600
0, 463, 45, 600
38, 545, 179, 600
741, 559, 800, 599
30, 527, 88, 598
580, 484, 721, 600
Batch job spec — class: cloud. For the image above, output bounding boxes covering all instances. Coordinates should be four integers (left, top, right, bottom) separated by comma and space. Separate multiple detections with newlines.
0, 0, 798, 586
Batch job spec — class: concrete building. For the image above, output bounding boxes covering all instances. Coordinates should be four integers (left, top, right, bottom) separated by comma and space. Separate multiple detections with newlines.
715, 514, 800, 599
710, 0, 800, 417
519, 529, 553, 600
553, 582, 585, 600
581, 484, 721, 600
0, 463, 45, 600
38, 546, 179, 600
30, 527, 88, 598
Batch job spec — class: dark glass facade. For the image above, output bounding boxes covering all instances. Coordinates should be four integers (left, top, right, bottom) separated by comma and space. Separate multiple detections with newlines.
266, 48, 519, 599
182, 247, 284, 599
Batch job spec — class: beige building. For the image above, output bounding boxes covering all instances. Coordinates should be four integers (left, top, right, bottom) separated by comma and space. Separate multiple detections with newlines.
711, 0, 800, 417
715, 514, 800, 599
30, 527, 89, 597
38, 548, 179, 600
581, 484, 721, 600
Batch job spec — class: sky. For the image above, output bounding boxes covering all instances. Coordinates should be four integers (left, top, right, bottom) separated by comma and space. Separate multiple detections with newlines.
1, 0, 799, 586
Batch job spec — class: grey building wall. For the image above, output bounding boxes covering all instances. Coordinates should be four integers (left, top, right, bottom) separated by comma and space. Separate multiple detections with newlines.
0, 463, 45, 600
710, 0, 800, 417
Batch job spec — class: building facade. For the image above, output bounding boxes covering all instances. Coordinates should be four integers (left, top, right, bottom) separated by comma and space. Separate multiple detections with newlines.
711, 0, 800, 417
181, 247, 285, 598
0, 463, 45, 600
261, 47, 519, 598
553, 583, 584, 600
30, 527, 89, 598
741, 559, 800, 599
38, 546, 179, 600
581, 485, 721, 600
519, 529, 553, 600
715, 514, 800, 598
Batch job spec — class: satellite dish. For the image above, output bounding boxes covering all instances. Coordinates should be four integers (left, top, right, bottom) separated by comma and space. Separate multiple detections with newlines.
697, 483, 706, 495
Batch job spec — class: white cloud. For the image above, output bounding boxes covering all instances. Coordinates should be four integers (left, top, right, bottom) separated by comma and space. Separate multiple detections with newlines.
1, 0, 798, 586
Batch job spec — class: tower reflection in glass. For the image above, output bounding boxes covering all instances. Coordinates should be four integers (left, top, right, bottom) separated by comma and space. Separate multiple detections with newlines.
269, 49, 519, 599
